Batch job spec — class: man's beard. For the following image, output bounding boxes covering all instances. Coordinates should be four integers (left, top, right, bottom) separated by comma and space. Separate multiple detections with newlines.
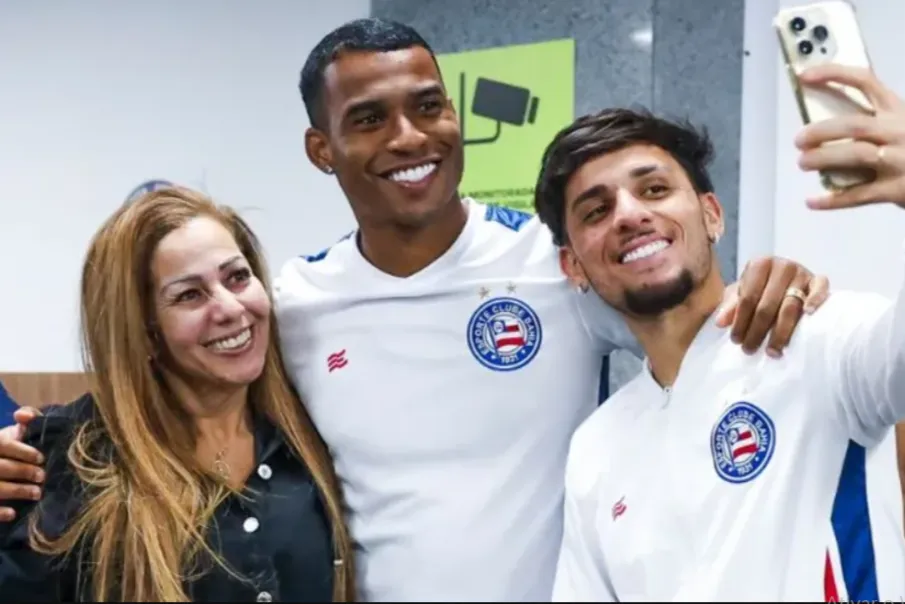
623, 269, 696, 316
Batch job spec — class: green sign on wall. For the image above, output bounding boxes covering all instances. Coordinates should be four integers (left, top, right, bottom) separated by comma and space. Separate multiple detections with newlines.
437, 39, 575, 213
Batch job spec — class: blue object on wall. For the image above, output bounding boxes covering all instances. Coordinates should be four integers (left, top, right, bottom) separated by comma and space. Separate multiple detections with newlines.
0, 380, 17, 428
124, 179, 173, 204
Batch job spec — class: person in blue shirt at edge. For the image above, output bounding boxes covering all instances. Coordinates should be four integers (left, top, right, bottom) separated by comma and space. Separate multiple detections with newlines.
0, 381, 17, 429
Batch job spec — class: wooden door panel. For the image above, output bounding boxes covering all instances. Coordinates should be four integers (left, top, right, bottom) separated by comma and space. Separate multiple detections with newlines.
0, 373, 89, 409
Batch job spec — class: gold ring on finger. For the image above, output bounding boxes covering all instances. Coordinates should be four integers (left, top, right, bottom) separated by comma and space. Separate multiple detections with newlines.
784, 286, 807, 304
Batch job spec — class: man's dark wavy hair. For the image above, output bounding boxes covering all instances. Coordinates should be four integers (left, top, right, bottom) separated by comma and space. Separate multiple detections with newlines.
534, 107, 716, 246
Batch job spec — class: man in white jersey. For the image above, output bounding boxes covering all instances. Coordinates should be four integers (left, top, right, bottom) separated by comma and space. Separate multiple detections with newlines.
0, 18, 833, 602
535, 63, 905, 602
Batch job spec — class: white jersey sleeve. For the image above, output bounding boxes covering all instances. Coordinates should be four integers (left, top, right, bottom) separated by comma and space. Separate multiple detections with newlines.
812, 247, 905, 446
552, 418, 620, 602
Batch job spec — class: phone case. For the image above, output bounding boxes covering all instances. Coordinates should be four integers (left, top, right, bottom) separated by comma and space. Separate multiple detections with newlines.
773, 0, 876, 191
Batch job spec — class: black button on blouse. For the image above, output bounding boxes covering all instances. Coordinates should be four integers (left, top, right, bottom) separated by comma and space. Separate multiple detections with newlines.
0, 394, 335, 602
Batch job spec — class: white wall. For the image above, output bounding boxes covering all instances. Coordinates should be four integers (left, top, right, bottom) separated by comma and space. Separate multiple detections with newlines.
0, 1, 369, 371
740, 0, 905, 297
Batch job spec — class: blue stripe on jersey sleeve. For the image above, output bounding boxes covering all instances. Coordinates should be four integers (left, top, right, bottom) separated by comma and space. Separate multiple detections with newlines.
484, 204, 532, 232
830, 440, 879, 602
302, 231, 355, 263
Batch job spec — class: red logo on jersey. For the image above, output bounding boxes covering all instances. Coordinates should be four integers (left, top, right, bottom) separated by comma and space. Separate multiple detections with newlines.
327, 350, 348, 372
611, 496, 627, 521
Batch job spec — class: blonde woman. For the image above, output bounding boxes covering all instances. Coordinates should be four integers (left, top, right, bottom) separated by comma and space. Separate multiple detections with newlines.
0, 188, 355, 601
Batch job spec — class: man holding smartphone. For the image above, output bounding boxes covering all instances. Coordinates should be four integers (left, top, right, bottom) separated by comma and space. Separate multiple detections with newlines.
539, 63, 905, 602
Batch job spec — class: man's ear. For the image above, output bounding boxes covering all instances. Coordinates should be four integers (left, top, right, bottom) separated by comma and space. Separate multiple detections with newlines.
305, 127, 334, 175
700, 192, 725, 242
559, 246, 590, 291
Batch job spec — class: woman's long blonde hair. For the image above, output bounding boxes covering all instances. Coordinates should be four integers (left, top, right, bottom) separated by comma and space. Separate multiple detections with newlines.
29, 187, 355, 601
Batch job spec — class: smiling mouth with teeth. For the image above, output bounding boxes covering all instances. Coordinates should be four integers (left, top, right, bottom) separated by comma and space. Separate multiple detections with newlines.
385, 162, 439, 184
206, 327, 253, 352
619, 239, 671, 264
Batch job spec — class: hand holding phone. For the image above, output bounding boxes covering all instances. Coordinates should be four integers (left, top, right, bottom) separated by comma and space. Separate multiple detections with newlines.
793, 62, 905, 211
774, 1, 876, 191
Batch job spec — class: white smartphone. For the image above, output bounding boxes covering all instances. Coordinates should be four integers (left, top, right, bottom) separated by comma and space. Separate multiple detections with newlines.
773, 0, 876, 191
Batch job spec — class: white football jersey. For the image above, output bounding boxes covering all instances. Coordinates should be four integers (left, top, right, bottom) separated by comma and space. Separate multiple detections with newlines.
274, 199, 639, 601
553, 288, 905, 602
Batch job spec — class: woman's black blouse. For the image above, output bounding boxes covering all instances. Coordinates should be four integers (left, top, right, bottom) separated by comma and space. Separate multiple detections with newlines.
0, 394, 335, 602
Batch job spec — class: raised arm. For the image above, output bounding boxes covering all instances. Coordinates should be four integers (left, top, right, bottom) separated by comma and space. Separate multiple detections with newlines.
820, 287, 905, 444
792, 63, 905, 442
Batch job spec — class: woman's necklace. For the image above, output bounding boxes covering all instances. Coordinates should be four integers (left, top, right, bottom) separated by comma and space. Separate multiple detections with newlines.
213, 447, 230, 480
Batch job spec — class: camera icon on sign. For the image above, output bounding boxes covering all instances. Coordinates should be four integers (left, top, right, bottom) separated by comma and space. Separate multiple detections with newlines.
458, 73, 540, 146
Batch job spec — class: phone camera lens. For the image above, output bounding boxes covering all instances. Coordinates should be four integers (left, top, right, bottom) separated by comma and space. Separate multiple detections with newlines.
813, 25, 829, 41
790, 17, 807, 32
798, 40, 814, 55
